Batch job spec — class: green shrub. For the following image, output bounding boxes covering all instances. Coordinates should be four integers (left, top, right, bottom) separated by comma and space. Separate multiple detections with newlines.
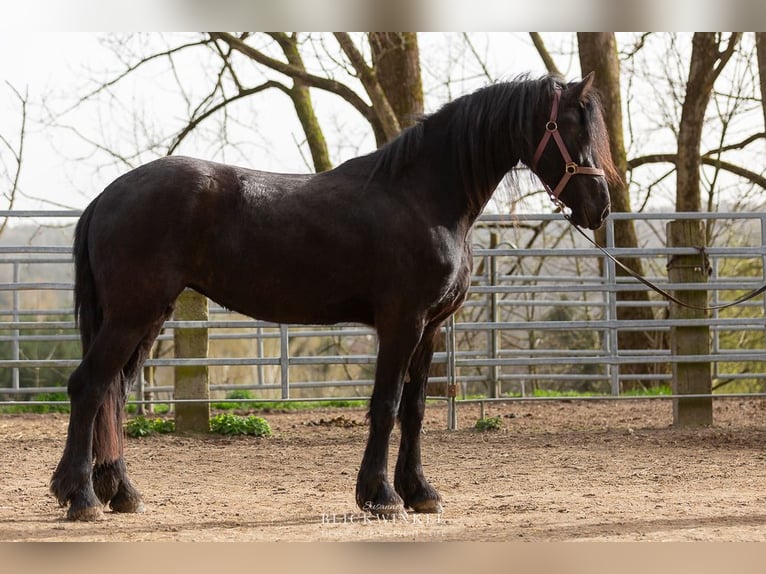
474, 415, 502, 432
125, 416, 175, 438
209, 413, 272, 437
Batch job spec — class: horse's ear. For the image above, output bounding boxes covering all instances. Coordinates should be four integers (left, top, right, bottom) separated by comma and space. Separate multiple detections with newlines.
568, 71, 595, 104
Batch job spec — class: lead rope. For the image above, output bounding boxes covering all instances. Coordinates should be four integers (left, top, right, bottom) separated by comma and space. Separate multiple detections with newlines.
558, 207, 766, 312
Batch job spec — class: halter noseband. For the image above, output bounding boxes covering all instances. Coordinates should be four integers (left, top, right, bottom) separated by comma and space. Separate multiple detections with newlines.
531, 87, 606, 204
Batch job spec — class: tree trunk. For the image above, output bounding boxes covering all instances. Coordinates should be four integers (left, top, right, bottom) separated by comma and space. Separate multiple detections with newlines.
577, 33, 658, 389
756, 33, 766, 131
369, 33, 424, 128
677, 34, 718, 212
676, 33, 741, 211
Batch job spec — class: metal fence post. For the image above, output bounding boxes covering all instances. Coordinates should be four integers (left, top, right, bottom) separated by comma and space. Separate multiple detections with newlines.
135, 368, 146, 416
173, 289, 209, 433
488, 232, 500, 398
280, 324, 290, 399
11, 262, 20, 398
446, 315, 458, 430
605, 218, 620, 395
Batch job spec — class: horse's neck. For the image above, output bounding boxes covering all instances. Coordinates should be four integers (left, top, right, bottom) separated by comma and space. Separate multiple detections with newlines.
432, 113, 519, 227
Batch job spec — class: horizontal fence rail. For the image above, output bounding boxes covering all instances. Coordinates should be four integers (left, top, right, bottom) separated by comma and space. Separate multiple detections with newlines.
2, 210, 766, 418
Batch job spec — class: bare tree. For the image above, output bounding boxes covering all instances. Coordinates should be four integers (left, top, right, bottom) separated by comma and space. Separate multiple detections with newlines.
626, 34, 764, 214
676, 33, 742, 212
0, 82, 27, 235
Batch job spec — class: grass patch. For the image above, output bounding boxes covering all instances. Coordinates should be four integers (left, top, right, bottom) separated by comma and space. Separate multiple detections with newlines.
0, 392, 70, 414
622, 385, 672, 396
251, 399, 367, 411
211, 390, 367, 412
474, 415, 502, 432
495, 386, 673, 399
209, 413, 272, 437
531, 389, 600, 398
212, 389, 256, 410
126, 403, 171, 415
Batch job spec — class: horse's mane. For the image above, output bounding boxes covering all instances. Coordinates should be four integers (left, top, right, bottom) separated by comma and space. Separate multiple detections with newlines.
369, 120, 426, 183
369, 75, 558, 184
368, 74, 619, 205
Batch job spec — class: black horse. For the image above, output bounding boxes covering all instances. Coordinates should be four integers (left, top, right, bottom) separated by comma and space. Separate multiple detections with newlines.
51, 73, 616, 521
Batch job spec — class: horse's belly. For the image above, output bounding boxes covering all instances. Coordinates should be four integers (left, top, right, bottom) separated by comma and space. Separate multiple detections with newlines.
196, 281, 374, 327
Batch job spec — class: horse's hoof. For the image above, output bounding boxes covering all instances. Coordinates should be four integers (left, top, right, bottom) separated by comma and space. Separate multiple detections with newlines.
409, 498, 443, 514
109, 482, 145, 514
110, 497, 145, 514
67, 504, 104, 522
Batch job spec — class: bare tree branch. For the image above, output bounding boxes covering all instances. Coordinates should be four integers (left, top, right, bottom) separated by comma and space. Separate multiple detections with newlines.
628, 153, 766, 190
58, 39, 212, 118
0, 82, 27, 235
167, 80, 290, 155
208, 32, 380, 131
461, 33, 494, 82
712, 132, 766, 154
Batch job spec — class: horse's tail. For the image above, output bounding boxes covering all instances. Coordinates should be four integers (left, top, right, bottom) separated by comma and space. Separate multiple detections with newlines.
73, 195, 103, 355
73, 194, 132, 465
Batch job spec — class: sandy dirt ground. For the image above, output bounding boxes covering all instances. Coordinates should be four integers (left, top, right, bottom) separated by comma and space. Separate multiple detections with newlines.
1, 399, 765, 542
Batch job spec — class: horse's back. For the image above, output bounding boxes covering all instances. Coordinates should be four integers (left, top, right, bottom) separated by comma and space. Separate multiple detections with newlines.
82, 156, 380, 324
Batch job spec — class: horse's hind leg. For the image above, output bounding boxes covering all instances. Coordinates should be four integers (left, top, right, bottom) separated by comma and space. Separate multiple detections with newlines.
50, 323, 149, 521
92, 309, 173, 514
394, 322, 443, 513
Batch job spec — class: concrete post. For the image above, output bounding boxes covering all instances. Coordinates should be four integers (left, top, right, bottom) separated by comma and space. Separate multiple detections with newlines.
173, 289, 209, 433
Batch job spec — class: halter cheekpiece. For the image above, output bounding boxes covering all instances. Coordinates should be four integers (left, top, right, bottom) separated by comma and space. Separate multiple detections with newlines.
531, 87, 606, 204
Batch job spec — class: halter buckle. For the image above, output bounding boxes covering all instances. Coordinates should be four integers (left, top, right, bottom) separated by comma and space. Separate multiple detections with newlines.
565, 162, 578, 175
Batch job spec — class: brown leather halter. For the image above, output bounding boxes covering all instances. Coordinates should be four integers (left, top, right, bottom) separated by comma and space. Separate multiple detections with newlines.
531, 87, 606, 203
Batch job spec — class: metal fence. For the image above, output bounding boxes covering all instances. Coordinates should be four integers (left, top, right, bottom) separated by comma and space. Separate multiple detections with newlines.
2, 209, 766, 410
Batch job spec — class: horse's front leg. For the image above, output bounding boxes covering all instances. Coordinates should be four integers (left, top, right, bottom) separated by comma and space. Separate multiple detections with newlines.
394, 322, 443, 513
356, 317, 424, 517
